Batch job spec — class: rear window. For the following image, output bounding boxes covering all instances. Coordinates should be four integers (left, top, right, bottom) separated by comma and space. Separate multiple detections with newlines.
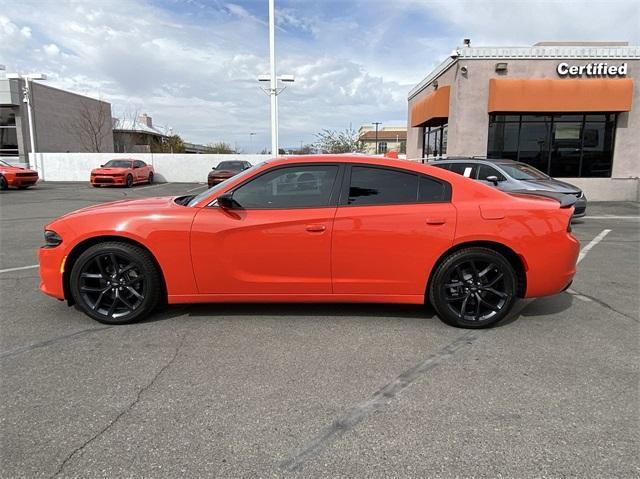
448, 163, 477, 178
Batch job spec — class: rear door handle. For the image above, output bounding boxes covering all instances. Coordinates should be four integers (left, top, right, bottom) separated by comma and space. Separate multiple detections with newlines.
305, 224, 326, 232
426, 218, 446, 225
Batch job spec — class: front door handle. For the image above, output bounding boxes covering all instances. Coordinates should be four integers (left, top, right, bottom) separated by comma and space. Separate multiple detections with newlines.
305, 224, 326, 232
426, 218, 446, 225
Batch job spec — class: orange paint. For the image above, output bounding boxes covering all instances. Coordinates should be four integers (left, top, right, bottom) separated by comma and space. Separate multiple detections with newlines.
410, 85, 450, 127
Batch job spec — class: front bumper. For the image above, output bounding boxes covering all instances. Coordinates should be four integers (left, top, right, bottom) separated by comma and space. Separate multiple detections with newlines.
572, 197, 587, 218
8, 175, 38, 187
38, 246, 66, 300
91, 175, 126, 185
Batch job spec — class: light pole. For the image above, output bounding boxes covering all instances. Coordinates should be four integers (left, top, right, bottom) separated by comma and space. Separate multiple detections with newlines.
7, 73, 47, 171
258, 0, 295, 156
249, 132, 256, 153
372, 121, 382, 154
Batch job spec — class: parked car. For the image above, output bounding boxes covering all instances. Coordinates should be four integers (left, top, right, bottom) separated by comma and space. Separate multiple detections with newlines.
431, 158, 587, 217
90, 159, 154, 188
208, 160, 252, 187
39, 155, 579, 329
0, 159, 39, 190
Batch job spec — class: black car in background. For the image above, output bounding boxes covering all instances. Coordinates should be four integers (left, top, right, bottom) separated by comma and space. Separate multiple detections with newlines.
431, 158, 587, 218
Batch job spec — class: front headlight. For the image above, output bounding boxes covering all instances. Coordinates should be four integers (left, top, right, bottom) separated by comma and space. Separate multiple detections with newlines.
44, 230, 63, 248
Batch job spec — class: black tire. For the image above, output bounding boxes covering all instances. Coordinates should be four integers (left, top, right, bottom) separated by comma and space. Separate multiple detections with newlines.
0, 176, 7, 190
126, 174, 133, 188
429, 247, 517, 329
70, 242, 162, 325
148, 172, 154, 184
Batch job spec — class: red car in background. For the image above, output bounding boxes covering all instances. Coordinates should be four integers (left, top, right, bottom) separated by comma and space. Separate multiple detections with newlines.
208, 160, 252, 187
0, 159, 39, 190
90, 159, 154, 187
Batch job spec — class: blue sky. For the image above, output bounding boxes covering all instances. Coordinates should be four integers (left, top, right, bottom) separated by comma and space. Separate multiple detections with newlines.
1, 0, 639, 151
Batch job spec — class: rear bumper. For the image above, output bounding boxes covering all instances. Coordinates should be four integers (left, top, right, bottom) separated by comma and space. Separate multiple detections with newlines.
524, 232, 580, 298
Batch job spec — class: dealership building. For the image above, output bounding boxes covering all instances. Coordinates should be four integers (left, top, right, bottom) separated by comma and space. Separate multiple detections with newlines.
407, 42, 639, 200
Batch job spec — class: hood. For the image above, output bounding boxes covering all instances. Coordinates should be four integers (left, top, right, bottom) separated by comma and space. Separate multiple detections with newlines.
209, 169, 237, 177
518, 178, 581, 194
91, 167, 129, 174
57, 196, 177, 220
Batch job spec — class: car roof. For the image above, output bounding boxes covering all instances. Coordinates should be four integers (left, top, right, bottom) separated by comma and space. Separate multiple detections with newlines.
432, 157, 520, 166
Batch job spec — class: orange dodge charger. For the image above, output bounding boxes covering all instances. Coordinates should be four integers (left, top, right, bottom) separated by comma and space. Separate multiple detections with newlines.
39, 155, 579, 328
90, 159, 154, 187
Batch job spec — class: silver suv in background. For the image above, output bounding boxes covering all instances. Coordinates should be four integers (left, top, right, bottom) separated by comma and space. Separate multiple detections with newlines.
431, 158, 587, 218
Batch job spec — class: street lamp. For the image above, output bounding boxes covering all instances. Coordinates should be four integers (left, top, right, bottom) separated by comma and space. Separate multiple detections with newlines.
258, 0, 295, 156
6, 72, 47, 171
248, 132, 256, 153
372, 122, 382, 154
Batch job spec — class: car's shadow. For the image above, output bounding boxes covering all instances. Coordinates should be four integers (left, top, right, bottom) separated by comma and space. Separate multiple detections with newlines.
142, 293, 574, 328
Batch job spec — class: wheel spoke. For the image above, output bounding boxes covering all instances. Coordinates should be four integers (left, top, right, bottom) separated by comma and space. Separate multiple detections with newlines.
476, 293, 500, 311
445, 281, 464, 288
109, 253, 120, 275
126, 286, 143, 300
469, 260, 480, 280
460, 293, 471, 318
478, 263, 495, 278
484, 273, 504, 288
80, 285, 109, 292
119, 263, 135, 275
81, 272, 103, 279
118, 293, 135, 311
124, 274, 144, 286
474, 295, 481, 319
107, 293, 118, 317
94, 256, 106, 277
484, 287, 508, 299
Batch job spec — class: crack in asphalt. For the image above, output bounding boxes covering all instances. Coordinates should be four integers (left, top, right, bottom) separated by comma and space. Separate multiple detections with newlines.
50, 331, 188, 478
569, 288, 639, 323
0, 326, 113, 360
279, 329, 482, 472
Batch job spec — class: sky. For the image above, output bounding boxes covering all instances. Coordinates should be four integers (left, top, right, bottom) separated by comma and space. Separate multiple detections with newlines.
1, 0, 639, 152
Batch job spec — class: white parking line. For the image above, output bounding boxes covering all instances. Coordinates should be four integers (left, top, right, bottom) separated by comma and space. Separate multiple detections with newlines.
582, 216, 639, 220
186, 184, 207, 192
0, 264, 39, 274
131, 182, 172, 191
577, 229, 611, 264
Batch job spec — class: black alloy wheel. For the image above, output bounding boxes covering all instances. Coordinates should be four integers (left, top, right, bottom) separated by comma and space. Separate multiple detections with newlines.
148, 172, 154, 184
70, 242, 161, 324
429, 247, 516, 328
126, 174, 133, 188
0, 176, 7, 190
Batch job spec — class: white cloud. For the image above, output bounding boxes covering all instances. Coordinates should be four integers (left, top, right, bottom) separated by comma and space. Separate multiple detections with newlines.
43, 43, 60, 56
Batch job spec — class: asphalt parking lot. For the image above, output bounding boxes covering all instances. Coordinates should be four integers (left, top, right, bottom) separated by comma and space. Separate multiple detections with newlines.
1, 182, 638, 478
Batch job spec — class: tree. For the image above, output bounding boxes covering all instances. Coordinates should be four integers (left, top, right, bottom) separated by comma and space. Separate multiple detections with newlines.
205, 141, 236, 154
67, 98, 112, 152
154, 134, 185, 153
314, 127, 360, 154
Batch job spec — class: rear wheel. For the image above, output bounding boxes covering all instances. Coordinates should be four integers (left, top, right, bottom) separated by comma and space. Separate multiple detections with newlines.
70, 242, 161, 324
126, 174, 133, 188
148, 172, 154, 184
429, 247, 517, 328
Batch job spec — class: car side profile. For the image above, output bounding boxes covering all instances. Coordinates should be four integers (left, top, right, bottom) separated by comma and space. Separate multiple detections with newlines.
90, 159, 154, 187
0, 159, 39, 190
208, 160, 252, 187
39, 155, 579, 329
431, 158, 587, 217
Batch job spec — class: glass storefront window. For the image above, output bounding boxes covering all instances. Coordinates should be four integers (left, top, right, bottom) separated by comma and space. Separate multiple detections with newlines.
487, 113, 616, 178
422, 124, 448, 159
0, 107, 19, 157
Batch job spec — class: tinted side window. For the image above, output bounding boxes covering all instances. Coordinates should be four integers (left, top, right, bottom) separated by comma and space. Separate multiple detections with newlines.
134, 160, 146, 168
348, 166, 418, 206
448, 163, 477, 178
418, 176, 450, 202
232, 165, 338, 209
431, 162, 451, 171
477, 165, 505, 181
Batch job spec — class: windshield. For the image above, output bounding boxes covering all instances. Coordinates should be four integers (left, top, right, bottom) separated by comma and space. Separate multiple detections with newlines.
103, 160, 133, 168
187, 162, 266, 207
216, 161, 245, 171
0, 160, 11, 167
500, 163, 549, 181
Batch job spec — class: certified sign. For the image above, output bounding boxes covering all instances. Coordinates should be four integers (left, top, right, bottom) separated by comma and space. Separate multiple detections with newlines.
557, 62, 628, 77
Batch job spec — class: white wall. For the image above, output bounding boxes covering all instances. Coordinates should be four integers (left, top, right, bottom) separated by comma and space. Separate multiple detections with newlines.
29, 153, 272, 183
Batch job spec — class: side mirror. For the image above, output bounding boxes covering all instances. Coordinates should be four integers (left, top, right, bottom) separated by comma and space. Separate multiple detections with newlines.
486, 175, 500, 186
100, 164, 104, 167
217, 192, 238, 209
212, 167, 216, 170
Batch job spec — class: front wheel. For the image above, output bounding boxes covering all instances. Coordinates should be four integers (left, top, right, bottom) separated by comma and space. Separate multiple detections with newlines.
0, 176, 7, 190
70, 242, 162, 324
429, 247, 517, 329
126, 174, 133, 188
148, 172, 154, 184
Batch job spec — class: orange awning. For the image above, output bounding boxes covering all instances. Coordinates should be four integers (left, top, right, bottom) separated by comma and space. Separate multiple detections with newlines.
410, 86, 450, 127
488, 78, 633, 113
